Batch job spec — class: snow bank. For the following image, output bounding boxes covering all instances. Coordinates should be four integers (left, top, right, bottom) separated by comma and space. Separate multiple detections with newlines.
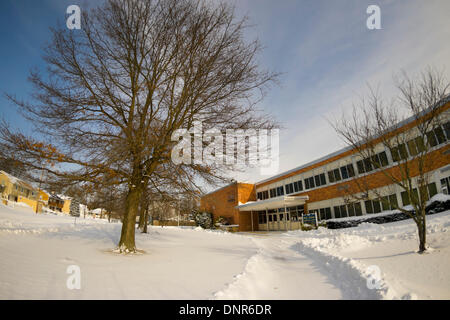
286, 210, 450, 299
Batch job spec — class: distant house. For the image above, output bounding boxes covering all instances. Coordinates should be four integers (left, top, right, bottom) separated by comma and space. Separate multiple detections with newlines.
0, 170, 38, 211
39, 190, 50, 204
58, 195, 72, 215
92, 208, 107, 219
48, 194, 65, 212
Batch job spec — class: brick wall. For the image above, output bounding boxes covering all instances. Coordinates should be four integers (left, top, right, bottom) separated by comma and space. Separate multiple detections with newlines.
200, 182, 256, 230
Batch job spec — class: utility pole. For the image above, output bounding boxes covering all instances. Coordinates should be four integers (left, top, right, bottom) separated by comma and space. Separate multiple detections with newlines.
177, 197, 180, 227
36, 168, 44, 214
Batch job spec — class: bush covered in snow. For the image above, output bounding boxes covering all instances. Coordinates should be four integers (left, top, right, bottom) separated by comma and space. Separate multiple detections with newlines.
194, 212, 214, 229
326, 194, 450, 229
214, 216, 230, 227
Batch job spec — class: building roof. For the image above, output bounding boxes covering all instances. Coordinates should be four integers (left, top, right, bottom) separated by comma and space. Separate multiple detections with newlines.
0, 170, 35, 191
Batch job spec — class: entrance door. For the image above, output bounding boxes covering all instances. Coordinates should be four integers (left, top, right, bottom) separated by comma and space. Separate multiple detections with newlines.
267, 214, 274, 231
285, 212, 291, 230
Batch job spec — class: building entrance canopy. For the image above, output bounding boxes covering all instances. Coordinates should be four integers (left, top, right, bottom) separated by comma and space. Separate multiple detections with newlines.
236, 195, 309, 211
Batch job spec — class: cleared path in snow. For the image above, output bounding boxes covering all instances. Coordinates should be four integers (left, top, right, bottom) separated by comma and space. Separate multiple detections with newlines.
214, 233, 343, 299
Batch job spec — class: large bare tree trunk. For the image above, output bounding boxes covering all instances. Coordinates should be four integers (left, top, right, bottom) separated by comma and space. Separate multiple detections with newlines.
118, 183, 143, 252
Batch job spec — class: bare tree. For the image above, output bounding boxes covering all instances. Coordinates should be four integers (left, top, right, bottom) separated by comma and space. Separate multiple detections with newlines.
332, 68, 450, 253
0, 0, 277, 252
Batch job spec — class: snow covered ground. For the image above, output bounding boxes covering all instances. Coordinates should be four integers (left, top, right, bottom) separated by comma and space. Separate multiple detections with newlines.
0, 203, 449, 299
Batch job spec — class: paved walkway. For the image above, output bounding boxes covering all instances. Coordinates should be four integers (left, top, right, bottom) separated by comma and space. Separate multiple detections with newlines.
215, 234, 344, 299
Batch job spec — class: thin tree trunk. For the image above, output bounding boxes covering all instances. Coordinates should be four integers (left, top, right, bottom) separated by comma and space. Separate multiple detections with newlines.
138, 209, 145, 229
418, 213, 427, 253
118, 184, 142, 252
143, 208, 148, 233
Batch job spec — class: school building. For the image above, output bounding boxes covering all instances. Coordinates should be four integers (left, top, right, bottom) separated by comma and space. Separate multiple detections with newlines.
200, 97, 450, 231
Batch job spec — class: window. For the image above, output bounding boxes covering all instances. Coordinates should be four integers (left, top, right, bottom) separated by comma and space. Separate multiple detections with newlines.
258, 212, 267, 224
293, 180, 303, 192
276, 186, 284, 197
269, 188, 277, 198
313, 173, 327, 187
333, 206, 341, 219
314, 175, 321, 187
319, 208, 326, 220
268, 215, 273, 222
354, 202, 362, 216
391, 144, 408, 162
401, 189, 418, 206
373, 200, 381, 213
426, 130, 437, 146
378, 152, 389, 167
285, 183, 294, 194
380, 194, 398, 211
363, 158, 373, 172
443, 122, 450, 140
407, 139, 418, 156
289, 207, 299, 221
357, 160, 365, 174
434, 126, 446, 144
305, 177, 315, 190
320, 173, 326, 186
347, 203, 356, 217
257, 191, 269, 200
441, 176, 450, 194
340, 205, 348, 218
365, 200, 373, 214
371, 154, 382, 169
328, 171, 335, 183
340, 166, 349, 180
325, 207, 332, 219
426, 126, 447, 147
365, 199, 382, 214
427, 183, 437, 199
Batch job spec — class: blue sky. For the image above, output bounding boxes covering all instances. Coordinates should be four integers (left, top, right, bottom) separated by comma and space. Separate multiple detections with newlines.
1, 0, 450, 185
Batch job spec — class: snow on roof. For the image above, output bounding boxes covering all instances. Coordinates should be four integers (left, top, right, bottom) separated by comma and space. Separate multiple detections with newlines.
0, 170, 34, 190
57, 194, 72, 200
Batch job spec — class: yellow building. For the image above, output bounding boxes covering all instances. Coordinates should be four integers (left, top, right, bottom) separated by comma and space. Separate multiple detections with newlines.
62, 198, 72, 214
39, 190, 49, 203
0, 170, 38, 211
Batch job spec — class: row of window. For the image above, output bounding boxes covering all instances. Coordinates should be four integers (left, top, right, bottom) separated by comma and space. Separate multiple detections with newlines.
273, 183, 439, 221
356, 151, 389, 175
328, 163, 355, 183
400, 183, 438, 206
305, 173, 326, 190
390, 122, 449, 162
13, 184, 35, 197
